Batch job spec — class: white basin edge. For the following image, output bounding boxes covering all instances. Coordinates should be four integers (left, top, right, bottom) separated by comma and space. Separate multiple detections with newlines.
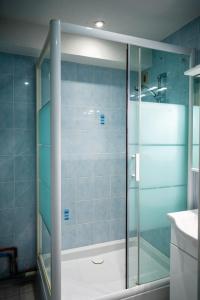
167, 209, 198, 242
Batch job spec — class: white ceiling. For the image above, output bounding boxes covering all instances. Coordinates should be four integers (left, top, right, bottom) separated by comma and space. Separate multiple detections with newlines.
0, 0, 199, 40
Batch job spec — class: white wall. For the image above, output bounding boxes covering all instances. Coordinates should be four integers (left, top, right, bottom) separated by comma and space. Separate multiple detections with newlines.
0, 18, 152, 69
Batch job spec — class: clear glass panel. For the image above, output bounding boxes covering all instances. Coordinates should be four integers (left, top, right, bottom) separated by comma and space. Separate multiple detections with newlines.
127, 46, 140, 287
60, 38, 127, 298
193, 77, 200, 169
139, 48, 189, 284
40, 218, 51, 281
128, 46, 189, 287
38, 55, 51, 287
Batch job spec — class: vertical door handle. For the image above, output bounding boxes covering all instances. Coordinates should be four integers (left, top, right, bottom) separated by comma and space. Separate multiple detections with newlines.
131, 153, 140, 182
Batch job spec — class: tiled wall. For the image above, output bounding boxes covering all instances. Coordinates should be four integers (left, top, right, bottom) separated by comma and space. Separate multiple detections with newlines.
145, 50, 189, 105
164, 16, 200, 209
163, 16, 200, 64
0, 52, 36, 277
61, 62, 126, 249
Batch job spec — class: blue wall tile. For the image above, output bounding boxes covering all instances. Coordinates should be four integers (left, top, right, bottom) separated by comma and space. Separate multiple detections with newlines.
164, 17, 200, 64
62, 178, 76, 205
94, 199, 109, 221
109, 197, 126, 219
14, 234, 36, 265
92, 221, 110, 244
0, 235, 14, 248
14, 55, 35, 79
0, 129, 14, 155
14, 129, 35, 155
0, 52, 36, 278
14, 101, 35, 129
77, 64, 94, 83
61, 61, 77, 81
0, 157, 14, 181
111, 175, 126, 198
14, 155, 35, 181
76, 200, 94, 223
0, 209, 14, 239
0, 102, 13, 128
61, 62, 126, 249
76, 223, 93, 247
163, 17, 200, 209
0, 182, 14, 210
17, 256, 36, 272
13, 205, 35, 241
0, 74, 13, 103
76, 176, 94, 201
109, 219, 125, 240
93, 176, 110, 199
14, 76, 35, 103
15, 181, 35, 207
0, 53, 14, 75
62, 225, 77, 249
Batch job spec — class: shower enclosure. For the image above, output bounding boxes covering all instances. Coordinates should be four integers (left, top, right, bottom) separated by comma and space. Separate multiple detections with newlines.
36, 20, 193, 300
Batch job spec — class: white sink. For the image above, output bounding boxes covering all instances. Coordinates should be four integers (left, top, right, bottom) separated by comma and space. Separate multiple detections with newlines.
168, 210, 198, 300
168, 209, 198, 258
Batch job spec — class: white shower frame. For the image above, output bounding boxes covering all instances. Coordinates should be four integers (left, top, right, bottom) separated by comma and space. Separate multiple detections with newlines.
36, 20, 61, 300
36, 19, 195, 300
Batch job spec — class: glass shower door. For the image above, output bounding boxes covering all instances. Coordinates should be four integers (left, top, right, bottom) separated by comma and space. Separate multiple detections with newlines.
36, 20, 61, 300
127, 45, 189, 286
127, 45, 140, 287
37, 52, 52, 289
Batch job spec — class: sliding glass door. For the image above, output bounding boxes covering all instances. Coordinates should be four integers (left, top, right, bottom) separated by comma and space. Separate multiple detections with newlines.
127, 45, 189, 287
36, 20, 61, 300
127, 46, 140, 287
37, 50, 52, 289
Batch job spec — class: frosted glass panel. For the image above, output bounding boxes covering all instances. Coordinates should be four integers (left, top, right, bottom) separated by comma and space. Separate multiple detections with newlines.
140, 186, 187, 231
140, 102, 187, 145
39, 103, 51, 233
37, 47, 51, 289
39, 180, 51, 232
41, 59, 50, 106
129, 101, 187, 145
127, 46, 140, 288
193, 106, 199, 169
39, 103, 50, 145
128, 101, 139, 145
39, 145, 50, 187
193, 106, 199, 144
128, 188, 137, 233
193, 145, 199, 170
140, 146, 187, 188
128, 46, 189, 288
138, 49, 189, 285
41, 219, 51, 283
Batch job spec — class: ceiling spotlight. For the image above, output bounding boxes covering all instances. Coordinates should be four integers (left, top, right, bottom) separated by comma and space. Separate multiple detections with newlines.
95, 21, 105, 28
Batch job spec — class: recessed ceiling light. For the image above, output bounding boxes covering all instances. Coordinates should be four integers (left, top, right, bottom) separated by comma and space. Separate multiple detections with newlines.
94, 21, 105, 28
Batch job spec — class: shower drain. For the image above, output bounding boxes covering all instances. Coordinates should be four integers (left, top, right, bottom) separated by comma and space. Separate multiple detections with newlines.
91, 257, 104, 264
